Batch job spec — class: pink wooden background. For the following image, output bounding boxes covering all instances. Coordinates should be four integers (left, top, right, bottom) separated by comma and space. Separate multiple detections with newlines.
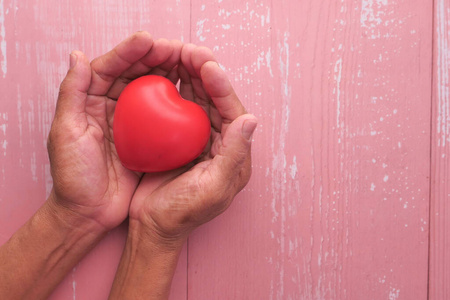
0, 0, 447, 299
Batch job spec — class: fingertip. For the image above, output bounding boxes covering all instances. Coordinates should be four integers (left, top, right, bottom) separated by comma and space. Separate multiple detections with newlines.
152, 38, 172, 56
155, 37, 170, 46
133, 31, 154, 44
138, 38, 173, 69
181, 43, 197, 55
136, 30, 153, 39
57, 50, 91, 116
223, 114, 257, 146
67, 50, 90, 80
200, 60, 221, 75
171, 39, 183, 51
241, 113, 258, 125
118, 31, 154, 60
200, 61, 247, 120
212, 114, 256, 182
241, 115, 258, 141
200, 61, 231, 97
156, 38, 175, 62
191, 46, 216, 76
70, 50, 89, 64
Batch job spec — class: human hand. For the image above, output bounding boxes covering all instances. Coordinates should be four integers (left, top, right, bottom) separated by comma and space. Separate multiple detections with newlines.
47, 32, 183, 232
128, 44, 257, 245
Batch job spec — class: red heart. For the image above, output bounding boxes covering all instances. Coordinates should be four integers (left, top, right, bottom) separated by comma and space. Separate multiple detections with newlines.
113, 75, 211, 172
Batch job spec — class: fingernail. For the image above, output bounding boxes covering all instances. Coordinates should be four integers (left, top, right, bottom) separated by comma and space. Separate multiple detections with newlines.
70, 52, 78, 69
242, 119, 257, 140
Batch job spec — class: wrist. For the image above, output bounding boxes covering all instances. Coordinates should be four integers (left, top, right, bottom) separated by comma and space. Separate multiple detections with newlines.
0, 192, 107, 299
109, 218, 185, 299
45, 190, 108, 239
128, 217, 187, 253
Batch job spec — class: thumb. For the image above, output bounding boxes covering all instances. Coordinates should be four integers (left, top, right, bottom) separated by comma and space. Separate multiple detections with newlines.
55, 51, 91, 117
211, 113, 258, 184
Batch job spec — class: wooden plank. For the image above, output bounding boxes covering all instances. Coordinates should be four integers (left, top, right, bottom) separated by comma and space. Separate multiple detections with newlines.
187, 0, 432, 299
0, 1, 189, 299
430, 0, 450, 298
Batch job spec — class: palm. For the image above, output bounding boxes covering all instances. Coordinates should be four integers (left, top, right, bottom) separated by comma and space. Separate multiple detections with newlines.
130, 45, 252, 238
49, 33, 183, 230
72, 95, 139, 227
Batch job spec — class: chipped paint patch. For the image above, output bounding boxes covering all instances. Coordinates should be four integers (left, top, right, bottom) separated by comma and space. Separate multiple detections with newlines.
290, 156, 298, 179
334, 58, 343, 129
0, 0, 6, 77
361, 0, 388, 28
389, 287, 400, 300
436, 0, 450, 147
196, 19, 208, 42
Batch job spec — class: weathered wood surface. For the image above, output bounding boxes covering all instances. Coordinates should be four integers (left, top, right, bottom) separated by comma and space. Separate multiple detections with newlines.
430, 0, 450, 299
0, 1, 190, 299
187, 1, 432, 299
0, 0, 443, 299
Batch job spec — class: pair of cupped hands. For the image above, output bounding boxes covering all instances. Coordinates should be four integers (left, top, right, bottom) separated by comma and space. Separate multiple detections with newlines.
46, 31, 257, 247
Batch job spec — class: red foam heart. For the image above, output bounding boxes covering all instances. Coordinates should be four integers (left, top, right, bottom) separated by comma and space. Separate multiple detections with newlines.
113, 75, 211, 172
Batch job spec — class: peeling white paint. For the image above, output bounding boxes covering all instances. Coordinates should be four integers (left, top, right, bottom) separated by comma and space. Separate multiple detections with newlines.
334, 58, 343, 129
1, 113, 7, 156
0, 0, 6, 77
269, 30, 293, 300
389, 287, 400, 300
30, 152, 37, 182
360, 0, 390, 39
361, 0, 388, 28
73, 280, 76, 300
290, 156, 298, 179
196, 19, 208, 42
2, 140, 6, 156
279, 33, 290, 98
72, 266, 77, 300
266, 48, 274, 77
45, 164, 52, 198
437, 0, 450, 147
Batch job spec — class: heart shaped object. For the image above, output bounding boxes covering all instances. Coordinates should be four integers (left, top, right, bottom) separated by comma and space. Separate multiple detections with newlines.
113, 75, 211, 172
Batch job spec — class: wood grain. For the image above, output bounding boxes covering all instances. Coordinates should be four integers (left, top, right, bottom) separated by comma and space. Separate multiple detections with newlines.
187, 0, 432, 299
0, 0, 444, 299
0, 1, 190, 299
430, 0, 450, 299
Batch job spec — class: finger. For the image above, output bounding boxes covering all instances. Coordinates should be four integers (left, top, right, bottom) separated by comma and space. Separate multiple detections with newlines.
141, 38, 173, 70
178, 63, 195, 101
55, 51, 91, 118
180, 45, 215, 114
186, 46, 216, 104
208, 114, 257, 191
200, 61, 247, 126
88, 31, 154, 96
106, 39, 182, 99
209, 105, 223, 133
190, 46, 216, 77
180, 43, 198, 77
167, 66, 180, 85
148, 39, 183, 77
